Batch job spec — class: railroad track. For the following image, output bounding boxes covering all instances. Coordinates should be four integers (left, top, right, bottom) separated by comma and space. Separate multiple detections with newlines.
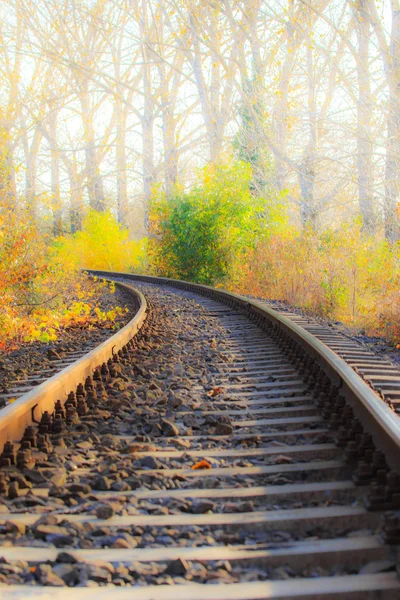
258, 302, 400, 412
0, 271, 399, 598
0, 282, 140, 408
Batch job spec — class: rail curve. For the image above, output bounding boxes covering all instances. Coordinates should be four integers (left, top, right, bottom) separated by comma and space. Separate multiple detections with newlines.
90, 270, 400, 472
0, 271, 398, 598
0, 280, 147, 456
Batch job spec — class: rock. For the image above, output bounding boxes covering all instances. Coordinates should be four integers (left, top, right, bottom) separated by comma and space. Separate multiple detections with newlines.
34, 564, 65, 586
214, 423, 233, 435
224, 500, 255, 512
0, 484, 9, 496
54, 446, 69, 456
111, 481, 131, 492
140, 456, 161, 469
126, 477, 141, 490
88, 560, 114, 574
52, 563, 80, 586
114, 565, 130, 579
5, 521, 26, 535
207, 568, 235, 582
165, 558, 190, 576
169, 394, 183, 409
188, 562, 208, 577
93, 476, 111, 491
161, 419, 179, 437
33, 514, 59, 527
96, 504, 114, 519
124, 442, 157, 454
76, 441, 93, 450
174, 439, 191, 449
111, 537, 137, 549
11, 475, 32, 489
81, 564, 113, 583
46, 534, 75, 547
0, 564, 24, 576
33, 525, 71, 540
48, 486, 67, 499
202, 457, 221, 468
23, 469, 47, 485
155, 535, 174, 545
56, 552, 78, 564
67, 483, 91, 495
50, 470, 67, 487
152, 506, 169, 515
183, 415, 198, 427
113, 381, 126, 392
8, 481, 19, 499
192, 499, 215, 514
271, 565, 294, 580
275, 455, 293, 464
238, 500, 255, 512
47, 349, 61, 361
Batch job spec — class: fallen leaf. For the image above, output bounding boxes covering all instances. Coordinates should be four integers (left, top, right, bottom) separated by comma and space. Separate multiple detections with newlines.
207, 387, 224, 397
191, 459, 212, 470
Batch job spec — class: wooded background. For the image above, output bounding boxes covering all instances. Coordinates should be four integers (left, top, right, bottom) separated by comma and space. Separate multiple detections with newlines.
1, 0, 398, 240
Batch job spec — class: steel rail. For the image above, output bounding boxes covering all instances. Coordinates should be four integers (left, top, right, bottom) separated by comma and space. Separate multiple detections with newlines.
0, 280, 147, 454
88, 270, 400, 471
0, 270, 399, 597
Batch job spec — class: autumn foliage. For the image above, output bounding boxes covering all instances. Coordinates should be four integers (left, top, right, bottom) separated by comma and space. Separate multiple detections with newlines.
55, 210, 146, 272
0, 207, 141, 351
3, 145, 400, 351
149, 161, 283, 284
234, 222, 400, 344
150, 159, 400, 345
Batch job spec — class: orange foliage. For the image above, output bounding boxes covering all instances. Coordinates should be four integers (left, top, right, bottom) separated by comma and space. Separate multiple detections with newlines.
233, 222, 400, 344
0, 207, 125, 352
191, 459, 212, 470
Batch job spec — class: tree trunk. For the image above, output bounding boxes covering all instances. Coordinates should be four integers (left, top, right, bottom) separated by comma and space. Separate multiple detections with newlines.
68, 161, 83, 233
47, 111, 62, 235
299, 40, 317, 227
0, 124, 17, 208
81, 81, 105, 212
51, 147, 62, 235
189, 13, 223, 162
299, 156, 317, 227
142, 106, 156, 223
25, 125, 42, 218
273, 3, 295, 192
366, 0, 400, 240
116, 96, 128, 225
354, 0, 375, 233
384, 2, 400, 241
140, 1, 156, 229
161, 90, 178, 198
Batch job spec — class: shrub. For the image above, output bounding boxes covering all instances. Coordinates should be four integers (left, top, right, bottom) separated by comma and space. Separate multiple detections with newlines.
0, 209, 133, 351
149, 160, 284, 285
55, 210, 146, 272
234, 222, 400, 344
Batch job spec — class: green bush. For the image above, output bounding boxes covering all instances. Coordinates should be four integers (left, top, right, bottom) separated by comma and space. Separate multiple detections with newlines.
149, 160, 267, 285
